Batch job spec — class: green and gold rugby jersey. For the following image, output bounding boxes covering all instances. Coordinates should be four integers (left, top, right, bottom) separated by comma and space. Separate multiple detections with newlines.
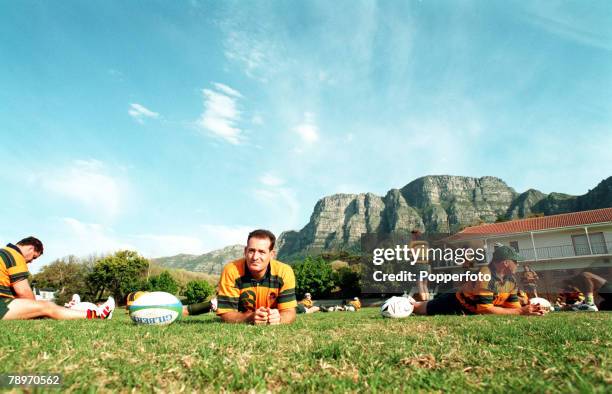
0, 244, 30, 298
217, 258, 297, 314
456, 265, 521, 314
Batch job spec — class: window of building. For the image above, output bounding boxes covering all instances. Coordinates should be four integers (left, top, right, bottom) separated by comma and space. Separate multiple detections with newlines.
572, 232, 608, 255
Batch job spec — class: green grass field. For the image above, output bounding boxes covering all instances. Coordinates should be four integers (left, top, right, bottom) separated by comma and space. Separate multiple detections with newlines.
2, 309, 611, 393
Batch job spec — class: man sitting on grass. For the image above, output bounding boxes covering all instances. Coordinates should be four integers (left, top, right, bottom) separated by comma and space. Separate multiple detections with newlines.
412, 246, 546, 316
1, 237, 114, 320
216, 229, 297, 325
297, 293, 320, 314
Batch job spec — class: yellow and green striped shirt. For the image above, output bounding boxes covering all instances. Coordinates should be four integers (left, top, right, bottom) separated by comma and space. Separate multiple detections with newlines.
217, 258, 297, 314
456, 266, 521, 313
0, 244, 30, 298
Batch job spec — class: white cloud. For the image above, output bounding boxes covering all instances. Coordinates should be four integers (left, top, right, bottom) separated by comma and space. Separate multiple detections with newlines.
128, 103, 160, 124
223, 30, 274, 82
213, 82, 243, 98
253, 186, 300, 230
132, 234, 205, 257
293, 112, 320, 144
59, 218, 134, 257
260, 173, 284, 187
197, 83, 244, 144
39, 160, 125, 217
199, 224, 253, 251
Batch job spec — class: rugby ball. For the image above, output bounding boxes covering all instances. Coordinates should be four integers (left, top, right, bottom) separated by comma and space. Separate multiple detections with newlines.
529, 297, 552, 312
128, 292, 183, 326
381, 296, 414, 318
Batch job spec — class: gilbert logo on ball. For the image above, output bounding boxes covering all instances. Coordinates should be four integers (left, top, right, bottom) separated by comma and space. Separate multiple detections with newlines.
128, 292, 183, 325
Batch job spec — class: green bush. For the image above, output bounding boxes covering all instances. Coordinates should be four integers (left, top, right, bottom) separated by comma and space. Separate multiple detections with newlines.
145, 270, 179, 295
182, 280, 214, 304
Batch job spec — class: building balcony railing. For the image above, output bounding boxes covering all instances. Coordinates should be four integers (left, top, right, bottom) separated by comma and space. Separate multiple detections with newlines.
515, 241, 610, 261
432, 241, 611, 269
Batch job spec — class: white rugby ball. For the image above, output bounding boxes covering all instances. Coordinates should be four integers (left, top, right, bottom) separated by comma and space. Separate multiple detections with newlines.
529, 297, 552, 312
381, 296, 414, 318
128, 292, 183, 326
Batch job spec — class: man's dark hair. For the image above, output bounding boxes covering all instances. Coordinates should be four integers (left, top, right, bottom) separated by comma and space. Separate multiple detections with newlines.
247, 229, 276, 251
17, 236, 44, 255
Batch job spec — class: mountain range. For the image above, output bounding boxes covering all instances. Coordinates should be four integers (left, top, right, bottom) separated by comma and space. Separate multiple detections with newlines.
154, 175, 611, 273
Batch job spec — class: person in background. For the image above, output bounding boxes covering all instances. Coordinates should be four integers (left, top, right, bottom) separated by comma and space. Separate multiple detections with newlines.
297, 292, 320, 314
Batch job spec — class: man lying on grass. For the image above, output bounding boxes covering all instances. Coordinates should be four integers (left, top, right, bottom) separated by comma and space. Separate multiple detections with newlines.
216, 229, 297, 325
412, 246, 547, 316
561, 271, 612, 312
1, 237, 114, 320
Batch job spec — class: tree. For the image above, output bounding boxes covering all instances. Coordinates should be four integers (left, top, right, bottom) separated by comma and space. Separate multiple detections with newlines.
336, 266, 361, 298
182, 280, 214, 304
145, 271, 179, 295
32, 255, 95, 305
88, 250, 149, 302
293, 256, 336, 298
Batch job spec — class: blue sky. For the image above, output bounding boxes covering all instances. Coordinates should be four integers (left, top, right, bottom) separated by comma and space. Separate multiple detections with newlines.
1, 1, 610, 270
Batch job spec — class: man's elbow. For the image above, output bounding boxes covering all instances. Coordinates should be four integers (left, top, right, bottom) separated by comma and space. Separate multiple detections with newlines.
13, 284, 35, 300
280, 309, 297, 324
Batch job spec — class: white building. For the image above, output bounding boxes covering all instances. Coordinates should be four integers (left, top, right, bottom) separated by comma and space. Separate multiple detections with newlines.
32, 286, 56, 301
433, 207, 612, 295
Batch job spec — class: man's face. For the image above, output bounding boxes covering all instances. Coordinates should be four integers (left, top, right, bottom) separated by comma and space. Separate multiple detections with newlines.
244, 237, 275, 278
21, 246, 41, 263
504, 259, 518, 274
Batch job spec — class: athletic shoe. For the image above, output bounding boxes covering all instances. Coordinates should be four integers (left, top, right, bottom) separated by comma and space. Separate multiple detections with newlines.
320, 305, 329, 312
572, 302, 598, 312
98, 296, 116, 319
64, 293, 81, 308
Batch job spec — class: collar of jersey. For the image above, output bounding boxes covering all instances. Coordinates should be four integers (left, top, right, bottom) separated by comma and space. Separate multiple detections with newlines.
243, 259, 272, 284
6, 243, 23, 256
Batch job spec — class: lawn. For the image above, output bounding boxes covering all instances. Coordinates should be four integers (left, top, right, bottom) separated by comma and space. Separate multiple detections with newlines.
1, 309, 611, 393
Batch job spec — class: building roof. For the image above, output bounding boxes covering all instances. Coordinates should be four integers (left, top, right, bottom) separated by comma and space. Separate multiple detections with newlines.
458, 207, 612, 235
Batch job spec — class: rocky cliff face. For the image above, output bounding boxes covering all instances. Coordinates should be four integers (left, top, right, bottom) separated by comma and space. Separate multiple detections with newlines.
277, 175, 612, 259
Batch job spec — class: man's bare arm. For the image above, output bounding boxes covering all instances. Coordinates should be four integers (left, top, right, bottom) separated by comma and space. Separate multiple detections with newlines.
479, 304, 544, 316
12, 280, 36, 300
218, 310, 255, 323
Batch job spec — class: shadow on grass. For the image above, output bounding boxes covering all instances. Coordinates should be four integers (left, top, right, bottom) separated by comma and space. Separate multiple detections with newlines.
176, 319, 222, 325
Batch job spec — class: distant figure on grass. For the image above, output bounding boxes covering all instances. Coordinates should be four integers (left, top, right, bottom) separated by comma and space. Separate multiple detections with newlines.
320, 297, 361, 312
562, 272, 612, 312
347, 296, 361, 311
297, 293, 320, 314
412, 246, 547, 316
0, 237, 114, 320
216, 229, 297, 324
521, 265, 540, 298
